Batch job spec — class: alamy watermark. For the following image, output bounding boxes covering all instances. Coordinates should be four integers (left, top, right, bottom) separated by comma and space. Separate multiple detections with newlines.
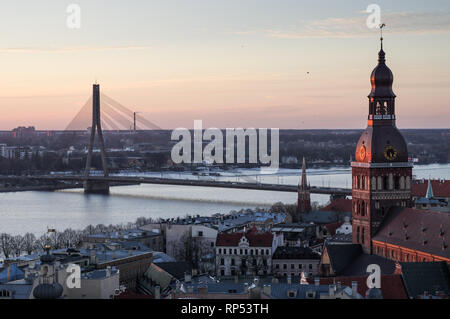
66, 4, 81, 29
366, 4, 381, 29
366, 264, 381, 289
171, 120, 279, 174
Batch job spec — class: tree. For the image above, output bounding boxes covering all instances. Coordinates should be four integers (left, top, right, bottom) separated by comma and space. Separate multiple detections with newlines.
11, 235, 24, 257
0, 233, 13, 259
23, 233, 36, 255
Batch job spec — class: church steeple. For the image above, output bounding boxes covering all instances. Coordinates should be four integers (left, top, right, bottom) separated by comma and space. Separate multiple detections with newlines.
297, 157, 311, 215
351, 32, 413, 254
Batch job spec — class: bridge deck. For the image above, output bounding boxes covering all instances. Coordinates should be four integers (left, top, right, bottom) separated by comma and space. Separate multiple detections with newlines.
15, 175, 352, 196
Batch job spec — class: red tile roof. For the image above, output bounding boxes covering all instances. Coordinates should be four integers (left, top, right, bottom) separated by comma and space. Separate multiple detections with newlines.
324, 222, 344, 236
321, 199, 352, 213
412, 179, 450, 198
216, 231, 273, 247
373, 207, 450, 259
308, 274, 408, 299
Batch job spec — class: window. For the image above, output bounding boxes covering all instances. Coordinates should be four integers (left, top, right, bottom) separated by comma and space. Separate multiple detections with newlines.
309, 264, 312, 270
266, 249, 270, 255
229, 249, 232, 254
299, 264, 302, 269
356, 227, 360, 244
198, 231, 203, 237
291, 264, 294, 269
218, 248, 222, 254
220, 258, 224, 265
240, 249, 243, 255
275, 264, 280, 269
283, 264, 287, 270
234, 249, 237, 255
211, 242, 214, 247
231, 259, 235, 266
221, 269, 225, 276
361, 228, 365, 244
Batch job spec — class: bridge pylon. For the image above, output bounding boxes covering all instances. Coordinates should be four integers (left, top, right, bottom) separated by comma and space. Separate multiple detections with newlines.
84, 84, 110, 194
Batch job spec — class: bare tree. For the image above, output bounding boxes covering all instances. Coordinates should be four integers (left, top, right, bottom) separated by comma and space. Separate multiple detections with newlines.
0, 233, 13, 259
23, 233, 36, 255
11, 235, 24, 257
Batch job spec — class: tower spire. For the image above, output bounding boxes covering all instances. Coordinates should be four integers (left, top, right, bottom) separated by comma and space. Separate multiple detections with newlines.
300, 157, 307, 189
378, 23, 386, 63
426, 177, 434, 199
297, 157, 311, 216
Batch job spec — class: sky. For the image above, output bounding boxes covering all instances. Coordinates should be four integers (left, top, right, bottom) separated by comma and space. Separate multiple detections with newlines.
0, 0, 449, 130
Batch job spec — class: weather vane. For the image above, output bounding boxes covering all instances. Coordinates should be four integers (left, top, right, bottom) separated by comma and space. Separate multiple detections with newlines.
379, 23, 386, 39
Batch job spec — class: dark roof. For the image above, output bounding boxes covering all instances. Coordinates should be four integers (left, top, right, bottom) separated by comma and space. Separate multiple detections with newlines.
340, 253, 396, 276
399, 262, 450, 298
308, 274, 408, 299
412, 180, 450, 198
373, 207, 450, 259
325, 244, 362, 275
154, 262, 192, 280
273, 247, 320, 260
216, 232, 273, 247
301, 211, 351, 224
321, 199, 352, 213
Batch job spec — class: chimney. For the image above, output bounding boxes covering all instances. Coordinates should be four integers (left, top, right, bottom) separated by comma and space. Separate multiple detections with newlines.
263, 284, 271, 296
154, 285, 161, 299
336, 281, 341, 290
184, 272, 192, 283
176, 280, 181, 292
314, 278, 320, 286
106, 266, 111, 278
329, 284, 335, 298
351, 281, 358, 296
287, 275, 292, 285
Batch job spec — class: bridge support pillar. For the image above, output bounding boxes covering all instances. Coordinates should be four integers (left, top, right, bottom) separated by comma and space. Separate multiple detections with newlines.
83, 181, 110, 195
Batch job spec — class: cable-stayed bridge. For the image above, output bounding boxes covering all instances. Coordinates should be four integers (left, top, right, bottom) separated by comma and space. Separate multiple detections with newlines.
3, 84, 351, 198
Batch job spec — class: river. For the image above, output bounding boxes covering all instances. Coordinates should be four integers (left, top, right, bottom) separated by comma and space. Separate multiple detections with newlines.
0, 163, 449, 235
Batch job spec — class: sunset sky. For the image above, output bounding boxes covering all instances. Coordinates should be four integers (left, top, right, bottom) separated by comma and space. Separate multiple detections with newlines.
0, 0, 449, 130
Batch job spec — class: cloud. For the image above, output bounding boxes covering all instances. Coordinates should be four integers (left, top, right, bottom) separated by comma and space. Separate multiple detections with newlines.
265, 11, 450, 39
0, 45, 152, 53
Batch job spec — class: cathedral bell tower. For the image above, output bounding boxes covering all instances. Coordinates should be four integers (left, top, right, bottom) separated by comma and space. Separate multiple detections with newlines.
351, 32, 413, 254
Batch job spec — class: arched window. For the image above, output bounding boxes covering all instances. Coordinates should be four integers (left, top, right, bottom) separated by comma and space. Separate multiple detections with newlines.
357, 176, 360, 189
361, 228, 365, 244
384, 176, 389, 190
377, 176, 383, 190
361, 201, 366, 216
406, 176, 411, 190
400, 176, 405, 190
371, 177, 377, 190
389, 174, 394, 190
361, 176, 365, 190
395, 176, 400, 190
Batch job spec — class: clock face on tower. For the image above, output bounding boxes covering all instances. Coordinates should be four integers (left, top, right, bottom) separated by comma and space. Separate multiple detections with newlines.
384, 145, 398, 161
359, 145, 366, 160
